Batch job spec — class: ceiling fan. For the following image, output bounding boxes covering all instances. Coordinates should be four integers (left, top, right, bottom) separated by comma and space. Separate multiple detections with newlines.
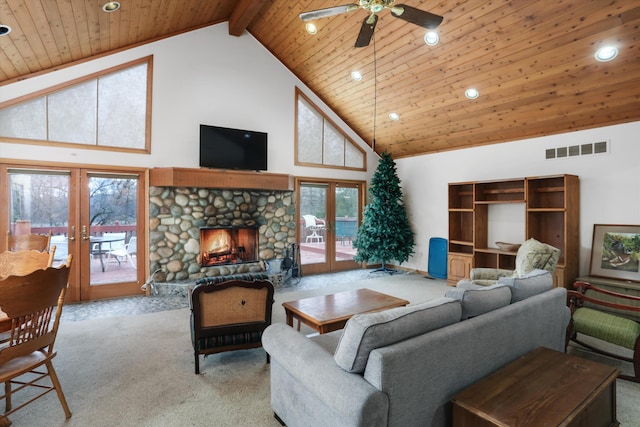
299, 1, 444, 48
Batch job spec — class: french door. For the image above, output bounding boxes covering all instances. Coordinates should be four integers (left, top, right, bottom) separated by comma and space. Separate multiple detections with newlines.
1, 162, 146, 302
297, 178, 365, 275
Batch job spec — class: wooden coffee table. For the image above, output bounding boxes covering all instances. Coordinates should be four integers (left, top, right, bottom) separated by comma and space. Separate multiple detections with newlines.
452, 346, 619, 427
282, 288, 409, 334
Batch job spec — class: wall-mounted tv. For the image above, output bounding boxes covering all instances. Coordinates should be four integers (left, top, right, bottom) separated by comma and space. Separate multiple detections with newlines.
199, 124, 268, 171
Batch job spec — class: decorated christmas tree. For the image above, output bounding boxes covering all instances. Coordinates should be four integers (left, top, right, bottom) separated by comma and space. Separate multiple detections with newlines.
353, 152, 415, 273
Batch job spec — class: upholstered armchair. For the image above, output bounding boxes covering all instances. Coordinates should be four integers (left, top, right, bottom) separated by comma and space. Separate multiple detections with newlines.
458, 238, 560, 287
190, 277, 274, 374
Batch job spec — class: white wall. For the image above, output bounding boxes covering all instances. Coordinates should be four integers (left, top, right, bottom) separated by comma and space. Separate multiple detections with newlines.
396, 121, 640, 277
0, 23, 379, 180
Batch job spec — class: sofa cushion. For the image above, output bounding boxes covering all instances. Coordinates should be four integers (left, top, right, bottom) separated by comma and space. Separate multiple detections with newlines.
514, 238, 557, 277
498, 269, 553, 302
333, 297, 461, 373
444, 284, 512, 319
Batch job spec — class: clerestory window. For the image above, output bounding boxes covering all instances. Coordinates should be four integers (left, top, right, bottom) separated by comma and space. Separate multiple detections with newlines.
295, 88, 366, 171
0, 57, 152, 153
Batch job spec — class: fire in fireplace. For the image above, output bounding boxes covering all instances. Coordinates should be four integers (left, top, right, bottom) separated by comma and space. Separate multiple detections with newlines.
199, 226, 259, 267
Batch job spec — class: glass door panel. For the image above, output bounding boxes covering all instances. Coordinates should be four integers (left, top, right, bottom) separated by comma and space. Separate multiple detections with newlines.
8, 170, 70, 265
299, 183, 328, 271
81, 171, 143, 300
5, 167, 80, 301
334, 185, 359, 263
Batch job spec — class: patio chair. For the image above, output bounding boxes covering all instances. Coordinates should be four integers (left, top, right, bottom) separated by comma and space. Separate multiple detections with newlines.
303, 215, 325, 243
106, 236, 137, 270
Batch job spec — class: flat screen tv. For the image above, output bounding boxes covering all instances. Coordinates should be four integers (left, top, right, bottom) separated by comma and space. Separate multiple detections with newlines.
199, 124, 268, 171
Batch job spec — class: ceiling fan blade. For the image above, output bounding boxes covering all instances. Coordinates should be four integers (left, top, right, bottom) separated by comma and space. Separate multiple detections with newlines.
390, 4, 443, 29
355, 14, 378, 48
299, 4, 359, 21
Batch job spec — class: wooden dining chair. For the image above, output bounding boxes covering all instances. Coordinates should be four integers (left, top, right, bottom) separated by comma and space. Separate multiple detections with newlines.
0, 256, 73, 421
0, 247, 56, 278
5, 231, 52, 252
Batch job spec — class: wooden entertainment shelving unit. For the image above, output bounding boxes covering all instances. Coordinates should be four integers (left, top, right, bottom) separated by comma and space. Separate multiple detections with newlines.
447, 174, 579, 288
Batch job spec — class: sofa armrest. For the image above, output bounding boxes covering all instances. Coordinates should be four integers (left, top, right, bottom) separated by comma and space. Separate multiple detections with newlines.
470, 268, 513, 281
262, 324, 388, 427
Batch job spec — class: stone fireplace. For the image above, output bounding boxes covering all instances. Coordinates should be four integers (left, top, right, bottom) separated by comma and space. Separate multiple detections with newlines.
199, 226, 259, 267
148, 168, 296, 282
149, 186, 295, 282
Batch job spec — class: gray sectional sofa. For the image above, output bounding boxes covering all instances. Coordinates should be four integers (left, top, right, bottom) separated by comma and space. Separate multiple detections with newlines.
262, 270, 570, 427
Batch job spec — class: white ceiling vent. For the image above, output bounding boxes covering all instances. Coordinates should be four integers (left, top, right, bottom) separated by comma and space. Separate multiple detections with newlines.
545, 141, 609, 159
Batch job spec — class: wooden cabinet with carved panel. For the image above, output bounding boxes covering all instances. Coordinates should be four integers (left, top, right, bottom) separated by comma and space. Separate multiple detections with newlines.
448, 254, 473, 286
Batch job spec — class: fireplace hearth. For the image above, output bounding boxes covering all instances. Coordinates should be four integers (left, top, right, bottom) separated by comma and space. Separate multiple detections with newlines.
199, 226, 259, 267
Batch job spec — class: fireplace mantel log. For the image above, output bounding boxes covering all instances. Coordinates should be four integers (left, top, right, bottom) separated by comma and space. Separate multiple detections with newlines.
150, 167, 294, 191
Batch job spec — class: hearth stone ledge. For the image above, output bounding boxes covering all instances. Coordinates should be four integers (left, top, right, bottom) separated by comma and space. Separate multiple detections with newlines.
149, 186, 296, 283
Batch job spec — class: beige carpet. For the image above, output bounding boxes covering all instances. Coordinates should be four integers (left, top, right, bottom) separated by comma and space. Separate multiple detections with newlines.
6, 274, 640, 426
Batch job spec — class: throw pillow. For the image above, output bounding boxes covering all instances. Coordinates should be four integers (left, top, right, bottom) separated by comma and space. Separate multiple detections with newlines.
514, 238, 553, 277
498, 269, 553, 303
333, 298, 461, 374
444, 284, 512, 319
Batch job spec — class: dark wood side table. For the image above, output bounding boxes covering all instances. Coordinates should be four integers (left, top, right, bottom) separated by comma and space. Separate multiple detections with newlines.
452, 347, 619, 427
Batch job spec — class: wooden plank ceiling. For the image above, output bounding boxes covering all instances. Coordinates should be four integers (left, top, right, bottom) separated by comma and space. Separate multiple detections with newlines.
1, 0, 639, 158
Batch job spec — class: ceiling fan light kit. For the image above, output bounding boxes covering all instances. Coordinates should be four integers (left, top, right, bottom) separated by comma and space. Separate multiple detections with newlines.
299, 1, 445, 148
300, 1, 443, 48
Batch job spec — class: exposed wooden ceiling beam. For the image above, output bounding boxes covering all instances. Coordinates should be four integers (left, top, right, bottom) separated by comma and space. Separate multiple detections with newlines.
228, 0, 268, 36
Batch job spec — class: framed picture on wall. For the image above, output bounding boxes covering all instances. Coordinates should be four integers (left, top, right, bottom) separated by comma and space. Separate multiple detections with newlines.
589, 224, 640, 282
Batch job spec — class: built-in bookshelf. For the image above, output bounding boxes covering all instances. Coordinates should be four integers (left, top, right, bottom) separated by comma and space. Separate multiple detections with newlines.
447, 175, 579, 288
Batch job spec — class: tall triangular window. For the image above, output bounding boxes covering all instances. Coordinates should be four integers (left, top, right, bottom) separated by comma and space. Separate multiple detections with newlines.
296, 88, 366, 170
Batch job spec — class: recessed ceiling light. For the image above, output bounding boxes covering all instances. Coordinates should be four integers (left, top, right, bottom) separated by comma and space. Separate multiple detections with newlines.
389, 112, 400, 121
595, 46, 618, 62
465, 88, 479, 99
305, 23, 317, 35
351, 71, 362, 81
102, 2, 121, 12
0, 25, 11, 36
424, 31, 439, 46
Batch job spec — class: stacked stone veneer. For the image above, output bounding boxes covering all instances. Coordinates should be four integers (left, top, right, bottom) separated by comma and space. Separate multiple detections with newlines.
149, 186, 296, 282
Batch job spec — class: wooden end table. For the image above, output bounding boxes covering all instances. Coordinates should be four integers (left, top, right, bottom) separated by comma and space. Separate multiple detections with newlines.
452, 346, 619, 427
282, 288, 409, 334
